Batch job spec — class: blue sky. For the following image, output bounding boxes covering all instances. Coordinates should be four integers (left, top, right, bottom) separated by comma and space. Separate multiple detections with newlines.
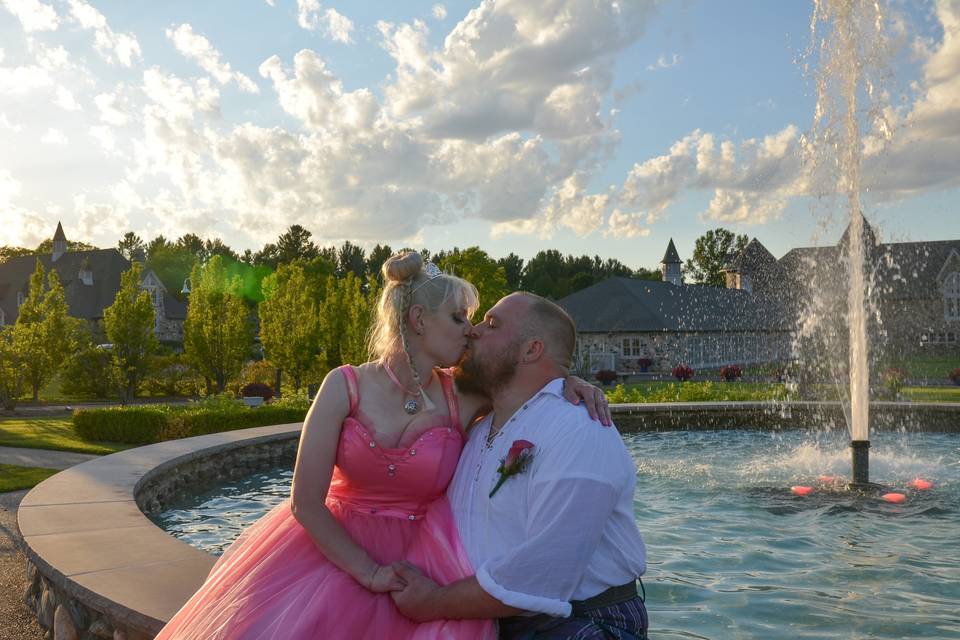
1, 0, 958, 271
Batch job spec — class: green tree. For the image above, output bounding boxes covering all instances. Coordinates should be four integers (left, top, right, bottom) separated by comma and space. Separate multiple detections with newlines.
13, 262, 77, 401
117, 232, 145, 260
254, 225, 320, 268
259, 263, 323, 391
34, 239, 97, 253
497, 253, 524, 291
684, 228, 749, 287
0, 327, 24, 410
522, 250, 565, 299
437, 247, 508, 319
146, 243, 197, 300
103, 262, 158, 401
0, 246, 34, 264
183, 256, 253, 393
366, 244, 393, 284
317, 273, 380, 371
337, 241, 366, 279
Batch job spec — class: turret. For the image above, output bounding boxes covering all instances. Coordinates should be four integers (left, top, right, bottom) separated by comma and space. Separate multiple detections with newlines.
660, 238, 683, 286
52, 221, 67, 262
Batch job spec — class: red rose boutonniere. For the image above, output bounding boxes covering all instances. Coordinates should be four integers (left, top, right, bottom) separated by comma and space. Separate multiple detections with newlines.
489, 440, 535, 498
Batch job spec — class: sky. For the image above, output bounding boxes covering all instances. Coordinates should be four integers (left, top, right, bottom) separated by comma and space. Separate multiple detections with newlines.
1, 0, 958, 271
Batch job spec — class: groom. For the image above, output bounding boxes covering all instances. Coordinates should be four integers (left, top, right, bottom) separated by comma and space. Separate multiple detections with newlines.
391, 292, 648, 639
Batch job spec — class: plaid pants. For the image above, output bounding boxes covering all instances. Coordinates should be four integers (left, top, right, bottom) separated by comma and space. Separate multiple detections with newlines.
498, 596, 649, 640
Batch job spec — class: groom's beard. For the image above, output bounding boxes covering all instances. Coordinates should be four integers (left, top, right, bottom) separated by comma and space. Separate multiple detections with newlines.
454, 341, 520, 397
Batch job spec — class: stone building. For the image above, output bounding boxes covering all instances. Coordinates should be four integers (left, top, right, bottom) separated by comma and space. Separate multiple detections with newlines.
0, 223, 186, 343
558, 239, 794, 374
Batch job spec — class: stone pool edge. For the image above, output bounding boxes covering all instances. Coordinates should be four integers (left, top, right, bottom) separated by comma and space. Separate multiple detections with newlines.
15, 401, 960, 638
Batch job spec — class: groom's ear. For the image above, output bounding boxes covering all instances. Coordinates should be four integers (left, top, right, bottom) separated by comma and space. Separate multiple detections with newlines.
520, 337, 545, 363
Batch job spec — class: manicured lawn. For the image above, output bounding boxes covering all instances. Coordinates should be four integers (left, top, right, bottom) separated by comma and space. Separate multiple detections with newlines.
0, 417, 132, 455
891, 355, 958, 381
901, 386, 960, 402
604, 381, 793, 403
0, 464, 59, 492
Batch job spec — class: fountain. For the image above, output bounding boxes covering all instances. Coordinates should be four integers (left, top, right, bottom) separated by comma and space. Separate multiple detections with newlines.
805, 0, 892, 492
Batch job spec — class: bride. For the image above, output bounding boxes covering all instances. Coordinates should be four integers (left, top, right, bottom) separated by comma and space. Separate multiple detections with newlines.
156, 251, 608, 639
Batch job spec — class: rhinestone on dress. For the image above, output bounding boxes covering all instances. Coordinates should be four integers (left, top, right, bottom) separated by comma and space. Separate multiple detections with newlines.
387, 463, 397, 476
409, 449, 416, 456
403, 398, 419, 415
369, 441, 376, 448
408, 514, 416, 521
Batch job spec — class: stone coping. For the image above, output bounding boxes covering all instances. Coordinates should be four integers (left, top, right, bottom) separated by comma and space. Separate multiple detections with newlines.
18, 423, 302, 638
16, 401, 960, 637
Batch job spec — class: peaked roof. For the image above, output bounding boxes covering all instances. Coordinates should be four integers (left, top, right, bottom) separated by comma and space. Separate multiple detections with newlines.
557, 277, 791, 333
661, 239, 681, 264
53, 221, 66, 242
724, 238, 778, 273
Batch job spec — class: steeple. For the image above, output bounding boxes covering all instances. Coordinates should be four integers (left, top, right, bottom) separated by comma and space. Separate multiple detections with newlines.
52, 221, 67, 262
660, 238, 682, 286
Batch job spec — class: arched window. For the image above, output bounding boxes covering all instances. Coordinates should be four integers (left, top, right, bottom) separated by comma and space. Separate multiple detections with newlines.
946, 272, 960, 322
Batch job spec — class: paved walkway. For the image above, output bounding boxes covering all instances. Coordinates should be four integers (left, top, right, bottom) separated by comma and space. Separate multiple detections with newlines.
0, 446, 99, 470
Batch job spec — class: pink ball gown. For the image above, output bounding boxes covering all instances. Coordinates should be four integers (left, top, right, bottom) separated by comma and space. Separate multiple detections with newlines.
156, 366, 495, 639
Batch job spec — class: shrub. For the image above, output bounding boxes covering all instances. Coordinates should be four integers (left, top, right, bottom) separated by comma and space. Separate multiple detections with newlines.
672, 364, 694, 382
72, 403, 308, 444
241, 381, 274, 401
60, 346, 122, 399
950, 368, 960, 384
227, 359, 277, 397
73, 406, 169, 443
271, 386, 312, 411
142, 353, 202, 397
595, 369, 618, 386
719, 365, 742, 382
882, 368, 907, 397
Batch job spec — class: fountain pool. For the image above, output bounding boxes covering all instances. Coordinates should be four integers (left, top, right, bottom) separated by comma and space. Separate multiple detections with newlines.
153, 429, 960, 639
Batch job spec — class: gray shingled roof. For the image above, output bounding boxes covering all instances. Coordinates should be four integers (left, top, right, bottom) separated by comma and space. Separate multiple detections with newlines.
557, 277, 791, 333
661, 239, 681, 264
778, 239, 960, 300
0, 249, 185, 324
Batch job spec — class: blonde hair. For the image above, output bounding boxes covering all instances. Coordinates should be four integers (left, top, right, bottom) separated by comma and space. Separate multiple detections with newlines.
367, 252, 479, 382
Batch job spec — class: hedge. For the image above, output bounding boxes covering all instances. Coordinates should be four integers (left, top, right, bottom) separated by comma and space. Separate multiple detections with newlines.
73, 404, 308, 445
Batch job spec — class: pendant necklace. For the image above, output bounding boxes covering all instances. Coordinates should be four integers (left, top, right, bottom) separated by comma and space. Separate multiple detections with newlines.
382, 360, 434, 415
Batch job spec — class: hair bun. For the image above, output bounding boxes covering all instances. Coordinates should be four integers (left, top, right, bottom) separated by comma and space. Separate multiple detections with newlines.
383, 251, 424, 283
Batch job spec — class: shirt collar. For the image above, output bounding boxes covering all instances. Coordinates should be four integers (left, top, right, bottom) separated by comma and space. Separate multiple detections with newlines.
536, 377, 566, 400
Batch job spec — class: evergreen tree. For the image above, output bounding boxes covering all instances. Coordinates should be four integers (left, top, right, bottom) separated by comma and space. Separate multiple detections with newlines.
497, 253, 524, 291
103, 262, 158, 401
183, 256, 253, 393
117, 232, 145, 260
337, 241, 366, 279
366, 244, 393, 284
259, 263, 323, 391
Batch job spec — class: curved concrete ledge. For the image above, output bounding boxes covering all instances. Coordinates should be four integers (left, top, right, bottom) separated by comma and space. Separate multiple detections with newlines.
15, 401, 960, 638
18, 423, 302, 639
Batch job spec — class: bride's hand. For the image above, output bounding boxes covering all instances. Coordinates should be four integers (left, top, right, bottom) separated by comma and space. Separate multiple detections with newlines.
365, 565, 406, 592
564, 376, 612, 426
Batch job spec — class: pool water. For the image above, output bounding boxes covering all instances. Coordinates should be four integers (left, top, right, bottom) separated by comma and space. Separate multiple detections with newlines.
153, 430, 960, 639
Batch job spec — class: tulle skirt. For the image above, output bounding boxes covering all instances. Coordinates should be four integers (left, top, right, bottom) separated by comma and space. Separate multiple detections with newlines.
155, 497, 495, 639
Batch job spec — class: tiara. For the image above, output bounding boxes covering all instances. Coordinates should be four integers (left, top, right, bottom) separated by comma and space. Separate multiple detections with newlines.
411, 262, 443, 293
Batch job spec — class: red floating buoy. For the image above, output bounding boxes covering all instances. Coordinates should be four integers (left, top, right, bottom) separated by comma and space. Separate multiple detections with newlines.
907, 478, 932, 491
881, 493, 906, 504
791, 486, 814, 496
817, 475, 840, 484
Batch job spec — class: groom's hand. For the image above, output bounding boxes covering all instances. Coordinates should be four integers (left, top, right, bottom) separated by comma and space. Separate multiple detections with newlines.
389, 562, 442, 622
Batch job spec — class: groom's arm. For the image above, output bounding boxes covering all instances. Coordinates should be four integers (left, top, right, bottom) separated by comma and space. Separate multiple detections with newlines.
391, 564, 522, 621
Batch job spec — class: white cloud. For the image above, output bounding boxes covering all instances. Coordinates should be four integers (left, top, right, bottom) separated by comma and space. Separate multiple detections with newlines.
88, 125, 116, 152
0, 63, 52, 94
54, 85, 79, 110
67, 0, 141, 67
94, 90, 130, 126
264, 0, 275, 5
432, 4, 447, 20
165, 24, 259, 93
0, 113, 22, 132
41, 127, 67, 144
0, 170, 49, 247
0, 0, 58, 32
646, 53, 680, 71
297, 1, 355, 44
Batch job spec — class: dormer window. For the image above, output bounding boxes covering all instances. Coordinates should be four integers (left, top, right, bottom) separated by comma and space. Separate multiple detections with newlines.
945, 272, 960, 322
79, 269, 93, 286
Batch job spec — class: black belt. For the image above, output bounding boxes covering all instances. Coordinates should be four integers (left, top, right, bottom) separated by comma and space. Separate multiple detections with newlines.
569, 580, 642, 616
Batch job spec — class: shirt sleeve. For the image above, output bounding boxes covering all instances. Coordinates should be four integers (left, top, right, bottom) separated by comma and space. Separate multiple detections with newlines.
474, 416, 625, 617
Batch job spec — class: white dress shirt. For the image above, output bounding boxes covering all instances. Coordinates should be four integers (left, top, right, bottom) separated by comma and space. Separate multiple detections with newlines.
447, 378, 647, 618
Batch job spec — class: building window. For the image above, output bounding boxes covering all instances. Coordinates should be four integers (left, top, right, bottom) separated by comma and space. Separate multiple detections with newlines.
622, 337, 642, 357
945, 272, 960, 322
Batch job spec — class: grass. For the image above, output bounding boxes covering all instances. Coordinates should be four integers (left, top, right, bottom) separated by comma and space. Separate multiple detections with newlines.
900, 386, 960, 402
0, 464, 59, 492
603, 381, 960, 403
887, 355, 958, 380
0, 417, 132, 455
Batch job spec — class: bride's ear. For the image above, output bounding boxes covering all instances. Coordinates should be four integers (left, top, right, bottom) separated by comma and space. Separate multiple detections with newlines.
407, 304, 425, 336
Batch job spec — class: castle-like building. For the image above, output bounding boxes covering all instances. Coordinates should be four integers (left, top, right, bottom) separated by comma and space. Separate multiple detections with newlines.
559, 219, 960, 374
0, 223, 186, 343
